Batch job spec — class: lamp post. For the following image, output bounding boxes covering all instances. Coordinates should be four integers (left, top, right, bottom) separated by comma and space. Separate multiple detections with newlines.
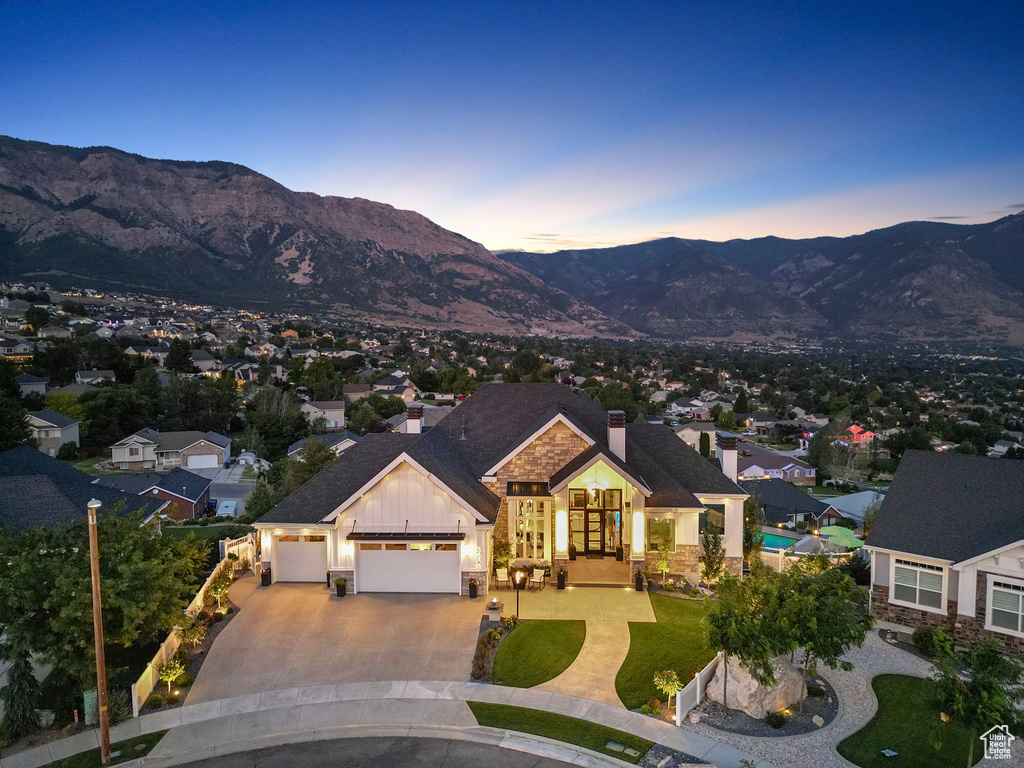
513, 569, 525, 616
87, 499, 111, 766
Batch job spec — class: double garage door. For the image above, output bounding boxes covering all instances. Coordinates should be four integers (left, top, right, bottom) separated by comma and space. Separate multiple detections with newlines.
356, 542, 461, 594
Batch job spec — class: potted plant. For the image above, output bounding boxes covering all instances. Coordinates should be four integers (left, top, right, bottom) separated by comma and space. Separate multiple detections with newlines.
635, 569, 645, 592
468, 578, 479, 598
557, 567, 567, 590
334, 577, 347, 598
260, 566, 271, 587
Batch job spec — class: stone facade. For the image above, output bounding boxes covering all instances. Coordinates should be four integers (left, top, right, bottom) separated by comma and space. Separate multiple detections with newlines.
645, 543, 700, 581
328, 569, 354, 590
484, 421, 590, 551
872, 578, 1024, 656
724, 556, 743, 576
462, 570, 489, 596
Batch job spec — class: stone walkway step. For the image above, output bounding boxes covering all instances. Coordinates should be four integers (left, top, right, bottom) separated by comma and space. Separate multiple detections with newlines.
0, 681, 777, 768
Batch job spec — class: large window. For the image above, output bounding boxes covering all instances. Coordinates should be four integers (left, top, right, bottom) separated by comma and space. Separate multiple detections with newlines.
512, 498, 547, 559
892, 559, 944, 610
647, 517, 675, 551
989, 579, 1024, 635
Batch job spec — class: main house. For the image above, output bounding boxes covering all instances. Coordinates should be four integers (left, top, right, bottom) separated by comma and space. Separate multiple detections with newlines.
110, 428, 231, 470
865, 450, 1024, 655
255, 383, 746, 594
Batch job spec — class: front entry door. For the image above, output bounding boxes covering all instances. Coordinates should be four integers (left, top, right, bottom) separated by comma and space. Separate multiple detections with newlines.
585, 510, 604, 554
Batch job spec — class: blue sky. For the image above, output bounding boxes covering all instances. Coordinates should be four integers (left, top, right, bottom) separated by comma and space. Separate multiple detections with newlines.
3, 0, 1022, 251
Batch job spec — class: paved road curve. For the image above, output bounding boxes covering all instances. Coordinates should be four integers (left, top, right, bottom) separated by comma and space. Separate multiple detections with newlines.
171, 736, 573, 767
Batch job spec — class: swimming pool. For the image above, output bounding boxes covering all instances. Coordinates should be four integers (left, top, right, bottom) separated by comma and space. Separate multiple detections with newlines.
761, 532, 799, 550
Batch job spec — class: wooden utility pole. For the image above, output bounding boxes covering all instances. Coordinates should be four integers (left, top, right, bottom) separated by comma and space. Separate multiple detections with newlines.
87, 499, 111, 765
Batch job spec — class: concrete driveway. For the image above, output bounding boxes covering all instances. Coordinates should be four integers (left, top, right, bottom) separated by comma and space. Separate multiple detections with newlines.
187, 581, 483, 704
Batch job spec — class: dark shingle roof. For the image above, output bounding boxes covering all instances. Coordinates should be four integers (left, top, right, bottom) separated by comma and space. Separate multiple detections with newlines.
15, 373, 48, 383
866, 450, 1024, 563
29, 409, 79, 428
95, 468, 211, 502
121, 429, 230, 452
736, 443, 810, 473
0, 446, 165, 531
626, 423, 744, 499
288, 431, 361, 455
740, 479, 829, 524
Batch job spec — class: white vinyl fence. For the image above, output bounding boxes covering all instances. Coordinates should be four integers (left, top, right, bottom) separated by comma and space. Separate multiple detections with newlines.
760, 547, 852, 573
130, 533, 256, 717
675, 651, 723, 724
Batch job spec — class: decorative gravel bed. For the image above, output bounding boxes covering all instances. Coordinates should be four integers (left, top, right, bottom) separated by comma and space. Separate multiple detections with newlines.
691, 671, 839, 737
638, 742, 708, 767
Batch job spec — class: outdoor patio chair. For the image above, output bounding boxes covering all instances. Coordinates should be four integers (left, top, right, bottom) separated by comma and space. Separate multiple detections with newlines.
529, 567, 546, 590
496, 567, 510, 589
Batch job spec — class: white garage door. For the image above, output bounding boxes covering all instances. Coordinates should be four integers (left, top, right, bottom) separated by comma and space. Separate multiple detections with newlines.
275, 535, 329, 583
356, 542, 460, 593
186, 453, 219, 469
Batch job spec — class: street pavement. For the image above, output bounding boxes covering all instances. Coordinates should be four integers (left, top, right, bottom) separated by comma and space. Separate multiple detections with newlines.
171, 736, 574, 767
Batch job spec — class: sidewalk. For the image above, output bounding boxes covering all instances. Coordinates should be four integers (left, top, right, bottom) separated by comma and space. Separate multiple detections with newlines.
0, 681, 777, 768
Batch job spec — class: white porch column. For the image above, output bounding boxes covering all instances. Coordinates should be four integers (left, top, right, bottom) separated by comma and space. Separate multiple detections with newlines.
956, 564, 977, 617
723, 498, 743, 560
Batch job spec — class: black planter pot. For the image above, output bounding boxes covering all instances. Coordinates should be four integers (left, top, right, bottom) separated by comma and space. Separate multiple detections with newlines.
557, 571, 567, 590
568, 546, 577, 561
335, 582, 346, 598
260, 568, 271, 587
634, 572, 644, 592
468, 582, 479, 599
615, 546, 624, 562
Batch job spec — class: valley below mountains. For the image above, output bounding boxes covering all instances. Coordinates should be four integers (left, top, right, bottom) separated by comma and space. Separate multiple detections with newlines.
2, 136, 1023, 347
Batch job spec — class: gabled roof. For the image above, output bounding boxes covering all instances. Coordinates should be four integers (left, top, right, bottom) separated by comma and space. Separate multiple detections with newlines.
28, 409, 79, 428
736, 443, 811, 473
95, 467, 212, 502
549, 444, 652, 496
740, 479, 830, 524
303, 400, 346, 411
866, 450, 1024, 563
115, 429, 230, 452
287, 431, 361, 455
0, 445, 165, 531
625, 424, 743, 499
15, 373, 48, 383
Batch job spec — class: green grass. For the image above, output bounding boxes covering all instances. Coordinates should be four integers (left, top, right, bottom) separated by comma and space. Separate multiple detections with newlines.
161, 523, 253, 542
64, 456, 115, 475
615, 593, 714, 709
467, 702, 652, 764
492, 620, 586, 688
50, 730, 167, 767
837, 675, 980, 767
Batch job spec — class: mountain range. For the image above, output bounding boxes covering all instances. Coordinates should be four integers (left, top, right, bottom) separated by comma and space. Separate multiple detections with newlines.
1, 136, 1023, 347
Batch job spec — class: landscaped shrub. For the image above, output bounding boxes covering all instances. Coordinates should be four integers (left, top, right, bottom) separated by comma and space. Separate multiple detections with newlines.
639, 703, 662, 716
176, 672, 193, 688
471, 633, 501, 682
485, 628, 503, 643
911, 626, 952, 658
502, 615, 519, 631
148, 693, 163, 708
795, 520, 808, 531
807, 683, 825, 697
764, 711, 787, 728
837, 555, 871, 586
108, 690, 132, 724
56, 442, 79, 460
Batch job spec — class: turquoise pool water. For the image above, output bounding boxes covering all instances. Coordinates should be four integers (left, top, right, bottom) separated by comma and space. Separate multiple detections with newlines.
761, 533, 799, 550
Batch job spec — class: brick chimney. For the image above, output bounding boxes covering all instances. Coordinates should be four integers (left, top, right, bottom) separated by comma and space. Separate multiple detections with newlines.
608, 410, 626, 461
407, 405, 423, 434
715, 432, 738, 482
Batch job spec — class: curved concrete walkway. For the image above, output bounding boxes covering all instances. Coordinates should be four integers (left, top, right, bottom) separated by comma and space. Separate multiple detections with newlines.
685, 632, 939, 767
0, 681, 777, 768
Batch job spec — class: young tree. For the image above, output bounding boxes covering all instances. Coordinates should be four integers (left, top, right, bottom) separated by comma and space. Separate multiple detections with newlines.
655, 543, 672, 585
742, 492, 764, 566
861, 494, 882, 535
165, 338, 195, 373
24, 306, 49, 333
654, 669, 682, 714
156, 657, 185, 693
935, 638, 1024, 767
734, 388, 750, 415
0, 393, 30, 450
0, 649, 40, 742
699, 528, 725, 585
699, 431, 711, 457
208, 572, 232, 611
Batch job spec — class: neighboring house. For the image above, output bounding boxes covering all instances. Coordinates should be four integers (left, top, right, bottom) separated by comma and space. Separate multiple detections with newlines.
47, 382, 97, 398
735, 443, 816, 486
300, 401, 346, 430
866, 451, 1024, 655
673, 423, 718, 451
342, 383, 373, 401
27, 410, 81, 457
95, 468, 212, 520
75, 370, 115, 385
990, 439, 1024, 458
743, 412, 778, 434
110, 428, 231, 470
254, 383, 747, 593
37, 325, 71, 339
15, 373, 49, 397
740, 479, 842, 527
288, 431, 361, 458
826, 490, 884, 527
835, 424, 878, 451
665, 397, 712, 420
0, 445, 166, 531
0, 337, 33, 361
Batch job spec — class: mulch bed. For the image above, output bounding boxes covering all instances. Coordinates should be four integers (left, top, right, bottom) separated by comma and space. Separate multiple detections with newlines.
691, 671, 839, 737
470, 615, 518, 682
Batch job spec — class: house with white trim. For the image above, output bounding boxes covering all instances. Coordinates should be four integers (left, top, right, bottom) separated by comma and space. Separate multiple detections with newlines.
110, 428, 231, 470
865, 450, 1024, 655
254, 383, 747, 594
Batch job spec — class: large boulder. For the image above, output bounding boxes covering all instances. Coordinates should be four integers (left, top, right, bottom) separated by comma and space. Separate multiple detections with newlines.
705, 656, 806, 719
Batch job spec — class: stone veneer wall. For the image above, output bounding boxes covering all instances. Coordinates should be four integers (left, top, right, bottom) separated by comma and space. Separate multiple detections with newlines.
327, 569, 354, 590
484, 421, 590, 552
462, 570, 489, 597
644, 544, 701, 580
872, 579, 1024, 656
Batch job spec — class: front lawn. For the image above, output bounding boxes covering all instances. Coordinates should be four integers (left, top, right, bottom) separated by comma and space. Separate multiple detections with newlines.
837, 674, 979, 767
50, 730, 167, 767
615, 593, 714, 709
64, 456, 115, 476
492, 620, 586, 688
467, 702, 652, 764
